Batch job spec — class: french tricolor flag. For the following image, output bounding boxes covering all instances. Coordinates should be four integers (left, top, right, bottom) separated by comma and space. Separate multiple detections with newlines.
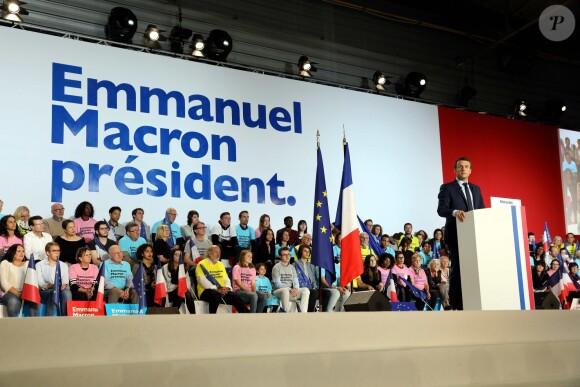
154, 260, 168, 306
543, 221, 551, 252
387, 272, 398, 302
177, 251, 187, 299
336, 142, 363, 287
21, 254, 40, 305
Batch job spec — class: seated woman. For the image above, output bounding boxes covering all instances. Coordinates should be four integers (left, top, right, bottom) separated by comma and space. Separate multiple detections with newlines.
532, 261, 550, 291
0, 244, 38, 317
154, 224, 172, 264
162, 247, 195, 312
567, 262, 580, 303
180, 210, 199, 241
426, 258, 443, 309
391, 251, 412, 302
13, 206, 31, 236
133, 244, 156, 307
275, 229, 296, 260
399, 237, 415, 266
252, 228, 276, 276
69, 247, 99, 300
73, 201, 97, 243
55, 220, 87, 266
376, 253, 395, 300
357, 255, 384, 292
297, 220, 308, 244
0, 215, 23, 258
532, 245, 546, 267
232, 250, 267, 313
409, 253, 430, 310
254, 214, 270, 239
439, 255, 451, 309
370, 224, 382, 245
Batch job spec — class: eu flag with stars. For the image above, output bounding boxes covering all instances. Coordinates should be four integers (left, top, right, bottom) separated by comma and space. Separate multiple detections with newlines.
133, 262, 147, 314
311, 145, 335, 284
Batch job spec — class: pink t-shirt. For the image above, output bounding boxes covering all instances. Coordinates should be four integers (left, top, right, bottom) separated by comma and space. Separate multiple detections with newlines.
377, 266, 391, 286
409, 268, 427, 290
232, 265, 256, 292
391, 265, 411, 287
69, 263, 99, 289
74, 218, 97, 243
0, 235, 22, 251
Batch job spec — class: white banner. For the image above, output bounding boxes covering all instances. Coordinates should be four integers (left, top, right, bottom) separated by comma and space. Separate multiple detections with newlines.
0, 27, 444, 234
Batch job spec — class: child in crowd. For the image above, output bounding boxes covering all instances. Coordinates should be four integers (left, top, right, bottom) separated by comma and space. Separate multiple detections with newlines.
255, 262, 279, 312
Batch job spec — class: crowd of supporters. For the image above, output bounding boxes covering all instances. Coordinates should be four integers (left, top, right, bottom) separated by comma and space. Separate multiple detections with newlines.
0, 199, 578, 316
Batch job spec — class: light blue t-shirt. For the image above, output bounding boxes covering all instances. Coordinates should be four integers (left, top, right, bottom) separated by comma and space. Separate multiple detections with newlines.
104, 260, 133, 289
256, 276, 279, 306
235, 224, 255, 249
118, 236, 146, 259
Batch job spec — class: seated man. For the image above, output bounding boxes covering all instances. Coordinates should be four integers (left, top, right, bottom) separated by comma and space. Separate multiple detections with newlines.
36, 242, 72, 316
184, 221, 211, 270
23, 216, 53, 261
379, 234, 397, 256
294, 245, 340, 312
88, 221, 117, 265
210, 212, 238, 266
43, 203, 65, 240
106, 206, 126, 241
118, 222, 147, 265
104, 245, 139, 304
195, 246, 248, 314
272, 247, 309, 312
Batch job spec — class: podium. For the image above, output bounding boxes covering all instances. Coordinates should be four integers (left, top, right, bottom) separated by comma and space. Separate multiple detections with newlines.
457, 206, 533, 310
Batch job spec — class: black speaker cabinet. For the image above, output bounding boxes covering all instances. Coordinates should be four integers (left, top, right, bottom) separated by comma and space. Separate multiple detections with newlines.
343, 290, 391, 312
534, 292, 560, 310
146, 307, 180, 315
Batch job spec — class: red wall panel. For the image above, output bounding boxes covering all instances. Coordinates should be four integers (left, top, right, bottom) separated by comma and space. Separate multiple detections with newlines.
438, 107, 564, 238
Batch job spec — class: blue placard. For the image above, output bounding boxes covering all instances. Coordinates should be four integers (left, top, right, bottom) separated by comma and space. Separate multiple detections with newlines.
105, 304, 147, 316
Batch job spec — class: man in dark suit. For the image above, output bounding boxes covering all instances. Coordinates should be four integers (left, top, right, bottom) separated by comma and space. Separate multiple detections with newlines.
437, 157, 485, 310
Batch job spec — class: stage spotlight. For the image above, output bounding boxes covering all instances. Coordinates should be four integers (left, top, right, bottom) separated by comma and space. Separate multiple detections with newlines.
143, 24, 167, 49
169, 25, 192, 54
1, 0, 29, 22
458, 86, 477, 107
105, 7, 137, 44
202, 29, 232, 61
396, 71, 427, 98
545, 99, 567, 123
513, 99, 527, 117
191, 34, 205, 57
372, 71, 390, 91
298, 56, 317, 77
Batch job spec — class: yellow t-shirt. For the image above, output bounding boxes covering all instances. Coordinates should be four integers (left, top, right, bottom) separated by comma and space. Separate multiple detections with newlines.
195, 258, 228, 296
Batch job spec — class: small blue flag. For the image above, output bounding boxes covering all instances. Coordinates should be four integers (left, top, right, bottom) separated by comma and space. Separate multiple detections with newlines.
52, 259, 62, 315
133, 262, 146, 312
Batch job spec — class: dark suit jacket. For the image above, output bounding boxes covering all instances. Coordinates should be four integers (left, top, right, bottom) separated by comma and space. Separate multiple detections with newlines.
437, 180, 485, 249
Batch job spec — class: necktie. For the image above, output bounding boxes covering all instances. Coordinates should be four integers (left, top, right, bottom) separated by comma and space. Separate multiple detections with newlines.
463, 182, 474, 211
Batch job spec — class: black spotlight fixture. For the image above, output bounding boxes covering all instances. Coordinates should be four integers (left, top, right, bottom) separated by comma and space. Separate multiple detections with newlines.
544, 99, 567, 123
1, 0, 29, 22
191, 34, 205, 57
143, 24, 167, 49
169, 25, 192, 54
105, 7, 137, 44
396, 72, 427, 98
372, 71, 390, 91
512, 99, 527, 117
202, 29, 233, 61
458, 85, 477, 107
298, 56, 317, 77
